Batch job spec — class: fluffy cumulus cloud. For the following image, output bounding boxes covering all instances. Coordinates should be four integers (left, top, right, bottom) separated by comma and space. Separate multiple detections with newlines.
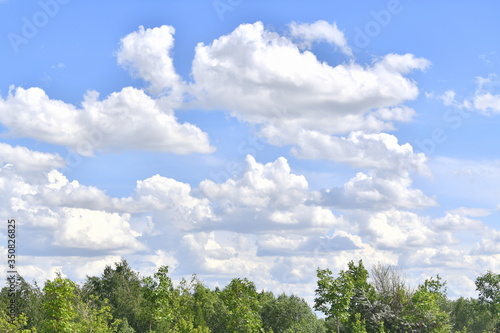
362, 209, 437, 249
53, 208, 144, 252
321, 171, 436, 211
0, 143, 65, 174
0, 86, 214, 155
191, 21, 429, 136
283, 130, 429, 175
117, 25, 182, 96
0, 143, 146, 257
1, 141, 496, 300
199, 155, 339, 233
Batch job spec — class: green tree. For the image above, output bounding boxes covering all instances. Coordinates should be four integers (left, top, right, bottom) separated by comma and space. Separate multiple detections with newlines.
0, 312, 37, 332
83, 259, 144, 331
193, 282, 226, 333
403, 275, 451, 332
475, 271, 500, 332
351, 313, 368, 333
450, 297, 490, 333
75, 295, 119, 333
220, 278, 263, 333
261, 293, 325, 333
314, 267, 354, 333
345, 260, 376, 331
142, 265, 175, 331
0, 275, 44, 331
170, 275, 205, 332
42, 276, 79, 332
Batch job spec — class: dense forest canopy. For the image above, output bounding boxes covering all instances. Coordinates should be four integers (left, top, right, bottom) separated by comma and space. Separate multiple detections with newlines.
1, 259, 499, 332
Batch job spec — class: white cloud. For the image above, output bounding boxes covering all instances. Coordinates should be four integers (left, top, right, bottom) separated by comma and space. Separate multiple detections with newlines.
471, 229, 500, 255
289, 20, 352, 55
117, 25, 182, 96
198, 155, 340, 233
191, 22, 429, 135
53, 208, 145, 252
322, 171, 436, 210
473, 92, 500, 114
362, 209, 439, 250
257, 231, 361, 257
0, 143, 65, 174
284, 130, 429, 176
0, 86, 214, 155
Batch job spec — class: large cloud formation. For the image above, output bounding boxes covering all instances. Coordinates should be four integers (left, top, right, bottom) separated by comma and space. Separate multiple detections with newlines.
1, 21, 499, 304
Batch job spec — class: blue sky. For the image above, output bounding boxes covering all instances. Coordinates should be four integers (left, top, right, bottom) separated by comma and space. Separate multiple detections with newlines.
1, 0, 500, 302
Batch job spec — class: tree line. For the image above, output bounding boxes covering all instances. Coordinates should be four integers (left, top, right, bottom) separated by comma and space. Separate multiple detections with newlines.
0, 259, 499, 332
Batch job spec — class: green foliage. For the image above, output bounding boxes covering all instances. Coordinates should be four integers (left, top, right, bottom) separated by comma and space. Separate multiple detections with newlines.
75, 295, 119, 332
403, 275, 451, 332
42, 276, 79, 332
450, 297, 491, 333
6, 259, 500, 333
0, 312, 37, 332
314, 267, 354, 333
351, 313, 368, 333
262, 293, 325, 333
475, 271, 500, 332
83, 259, 144, 331
220, 278, 263, 333
369, 264, 411, 331
0, 275, 44, 331
142, 265, 175, 331
193, 282, 226, 332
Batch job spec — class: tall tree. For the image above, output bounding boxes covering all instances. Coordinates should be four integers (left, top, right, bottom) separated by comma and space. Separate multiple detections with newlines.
345, 260, 375, 331
403, 275, 451, 332
220, 278, 263, 333
141, 265, 175, 331
42, 276, 79, 332
83, 259, 144, 331
0, 275, 44, 331
314, 267, 354, 333
475, 271, 500, 332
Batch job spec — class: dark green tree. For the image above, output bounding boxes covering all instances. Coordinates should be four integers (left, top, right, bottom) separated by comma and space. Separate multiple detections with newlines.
0, 275, 44, 331
219, 278, 263, 333
83, 259, 144, 332
475, 271, 500, 332
261, 293, 325, 333
450, 297, 491, 332
193, 283, 227, 332
345, 260, 376, 331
